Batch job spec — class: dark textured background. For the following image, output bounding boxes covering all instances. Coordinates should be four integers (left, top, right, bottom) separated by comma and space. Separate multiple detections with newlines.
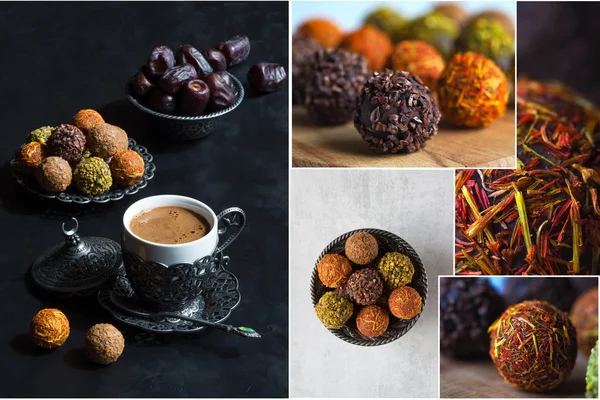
517, 2, 600, 103
0, 2, 288, 397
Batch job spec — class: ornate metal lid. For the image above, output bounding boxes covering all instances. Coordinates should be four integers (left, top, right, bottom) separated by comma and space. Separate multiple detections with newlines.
31, 218, 123, 293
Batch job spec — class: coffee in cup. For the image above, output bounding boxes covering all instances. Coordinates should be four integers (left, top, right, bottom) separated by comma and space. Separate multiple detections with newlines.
129, 206, 210, 245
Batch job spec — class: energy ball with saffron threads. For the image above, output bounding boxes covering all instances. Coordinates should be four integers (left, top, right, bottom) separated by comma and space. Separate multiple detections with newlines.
87, 123, 128, 158
315, 291, 353, 329
339, 25, 393, 72
296, 18, 343, 48
19, 142, 46, 174
47, 124, 86, 165
345, 268, 383, 306
304, 48, 370, 125
317, 253, 352, 288
72, 109, 105, 134
74, 157, 113, 196
27, 126, 53, 145
354, 69, 440, 154
570, 287, 598, 356
401, 13, 460, 60
389, 40, 445, 90
377, 252, 415, 291
440, 277, 505, 359
36, 156, 72, 193
345, 232, 378, 265
587, 341, 598, 398
30, 308, 70, 349
438, 52, 508, 128
455, 17, 514, 73
363, 7, 406, 42
84, 323, 125, 364
356, 305, 389, 337
489, 300, 577, 392
110, 150, 145, 186
389, 286, 422, 320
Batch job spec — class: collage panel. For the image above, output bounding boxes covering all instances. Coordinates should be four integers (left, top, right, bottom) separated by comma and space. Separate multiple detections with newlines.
291, 1, 516, 168
439, 276, 598, 398
290, 169, 454, 397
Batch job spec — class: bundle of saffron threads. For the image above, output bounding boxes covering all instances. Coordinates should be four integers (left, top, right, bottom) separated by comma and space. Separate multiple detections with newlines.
489, 301, 577, 392
455, 78, 600, 275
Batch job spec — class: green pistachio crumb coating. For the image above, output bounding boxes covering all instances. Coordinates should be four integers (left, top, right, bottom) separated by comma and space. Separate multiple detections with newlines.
364, 7, 406, 42
315, 291, 353, 329
456, 17, 514, 72
74, 157, 112, 195
400, 12, 459, 59
377, 252, 415, 291
587, 341, 598, 398
27, 126, 54, 145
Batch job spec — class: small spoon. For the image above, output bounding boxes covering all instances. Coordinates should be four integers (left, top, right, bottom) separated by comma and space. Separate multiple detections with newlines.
109, 293, 261, 338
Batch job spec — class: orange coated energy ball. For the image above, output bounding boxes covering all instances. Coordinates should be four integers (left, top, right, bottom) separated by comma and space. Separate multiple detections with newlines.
438, 52, 508, 128
30, 308, 70, 349
389, 40, 445, 90
72, 109, 105, 134
296, 18, 344, 48
388, 286, 423, 319
109, 150, 145, 186
317, 254, 352, 288
19, 142, 46, 173
356, 305, 389, 337
339, 25, 393, 72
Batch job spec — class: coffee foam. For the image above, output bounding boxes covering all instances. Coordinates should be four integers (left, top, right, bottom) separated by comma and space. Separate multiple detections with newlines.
130, 206, 209, 245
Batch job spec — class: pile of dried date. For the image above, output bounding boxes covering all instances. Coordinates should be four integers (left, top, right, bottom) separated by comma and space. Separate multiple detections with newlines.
129, 35, 287, 116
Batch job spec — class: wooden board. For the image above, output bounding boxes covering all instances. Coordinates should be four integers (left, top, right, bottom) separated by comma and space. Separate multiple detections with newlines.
440, 355, 588, 398
292, 107, 516, 168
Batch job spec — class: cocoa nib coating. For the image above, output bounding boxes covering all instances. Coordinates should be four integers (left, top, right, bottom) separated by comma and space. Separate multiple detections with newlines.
305, 48, 371, 125
345, 268, 384, 306
354, 69, 440, 154
292, 34, 322, 105
47, 124, 86, 164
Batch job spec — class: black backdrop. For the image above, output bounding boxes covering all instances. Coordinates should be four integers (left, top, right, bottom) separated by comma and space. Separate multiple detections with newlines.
0, 2, 289, 397
518, 2, 600, 104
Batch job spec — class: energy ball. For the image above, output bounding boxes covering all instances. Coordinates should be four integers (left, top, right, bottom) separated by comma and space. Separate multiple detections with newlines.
339, 25, 393, 72
87, 123, 128, 158
356, 305, 389, 337
72, 109, 105, 134
433, 3, 468, 26
503, 278, 576, 312
456, 17, 514, 73
304, 48, 370, 125
389, 286, 422, 320
570, 287, 599, 356
317, 253, 352, 288
36, 156, 72, 193
292, 34, 321, 105
19, 142, 46, 173
27, 126, 53, 145
345, 232, 378, 265
315, 291, 353, 329
84, 323, 125, 364
440, 277, 504, 358
47, 124, 86, 165
296, 18, 343, 48
489, 301, 577, 392
30, 308, 70, 349
354, 69, 440, 154
363, 7, 406, 42
438, 52, 508, 128
377, 252, 415, 291
389, 40, 445, 90
73, 157, 113, 196
470, 10, 515, 38
401, 13, 460, 59
109, 150, 145, 186
587, 341, 598, 398
345, 268, 383, 305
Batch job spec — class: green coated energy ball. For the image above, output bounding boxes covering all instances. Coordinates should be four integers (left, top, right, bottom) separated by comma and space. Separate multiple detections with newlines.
73, 156, 112, 196
456, 17, 514, 72
315, 291, 353, 329
587, 341, 598, 398
401, 12, 460, 59
364, 7, 406, 42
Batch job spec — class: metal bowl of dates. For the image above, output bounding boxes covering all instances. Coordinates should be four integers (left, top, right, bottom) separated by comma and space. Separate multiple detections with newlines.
126, 75, 244, 141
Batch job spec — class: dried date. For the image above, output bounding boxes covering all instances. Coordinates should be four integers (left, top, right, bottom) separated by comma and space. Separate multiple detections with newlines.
202, 48, 227, 71
248, 63, 287, 93
204, 72, 237, 112
217, 35, 250, 67
176, 44, 213, 78
146, 88, 176, 114
145, 46, 175, 79
158, 63, 198, 94
129, 70, 154, 98
180, 80, 211, 116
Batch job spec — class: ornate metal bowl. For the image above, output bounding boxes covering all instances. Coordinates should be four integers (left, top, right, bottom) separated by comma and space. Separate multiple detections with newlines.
125, 75, 244, 141
310, 228, 428, 347
11, 138, 156, 204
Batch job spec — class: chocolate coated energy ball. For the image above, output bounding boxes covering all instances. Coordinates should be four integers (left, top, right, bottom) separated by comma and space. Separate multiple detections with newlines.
345, 232, 378, 265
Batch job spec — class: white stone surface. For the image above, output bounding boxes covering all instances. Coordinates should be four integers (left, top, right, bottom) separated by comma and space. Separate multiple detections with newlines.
290, 169, 454, 398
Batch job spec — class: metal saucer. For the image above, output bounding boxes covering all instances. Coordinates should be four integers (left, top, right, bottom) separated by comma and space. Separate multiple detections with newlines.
98, 256, 241, 333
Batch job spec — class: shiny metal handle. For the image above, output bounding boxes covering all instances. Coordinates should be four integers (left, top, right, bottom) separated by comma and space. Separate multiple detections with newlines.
214, 207, 246, 254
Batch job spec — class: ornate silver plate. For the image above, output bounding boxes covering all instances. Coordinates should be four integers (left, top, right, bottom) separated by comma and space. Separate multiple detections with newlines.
11, 138, 156, 204
98, 256, 241, 333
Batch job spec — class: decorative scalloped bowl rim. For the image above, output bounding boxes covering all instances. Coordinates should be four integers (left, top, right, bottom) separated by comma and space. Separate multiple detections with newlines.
125, 74, 245, 120
11, 138, 156, 204
310, 228, 428, 347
